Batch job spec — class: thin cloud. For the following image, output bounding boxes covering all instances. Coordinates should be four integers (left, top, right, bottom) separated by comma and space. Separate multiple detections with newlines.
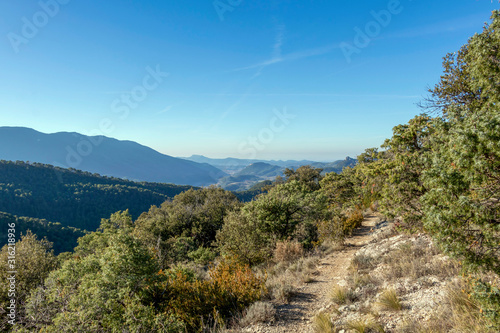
235, 44, 339, 72
249, 24, 286, 78
155, 105, 173, 115
272, 24, 285, 60
234, 24, 340, 77
383, 13, 488, 40
236, 12, 489, 76
210, 87, 254, 131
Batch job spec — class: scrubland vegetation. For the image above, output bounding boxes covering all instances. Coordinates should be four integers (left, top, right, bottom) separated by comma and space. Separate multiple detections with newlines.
1, 9, 500, 333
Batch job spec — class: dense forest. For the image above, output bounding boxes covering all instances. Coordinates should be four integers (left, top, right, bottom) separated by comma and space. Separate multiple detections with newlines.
0, 160, 193, 230
0, 161, 263, 253
1, 10, 500, 333
0, 212, 85, 254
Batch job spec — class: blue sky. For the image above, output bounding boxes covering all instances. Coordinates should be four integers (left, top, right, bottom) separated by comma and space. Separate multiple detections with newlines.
0, 0, 498, 161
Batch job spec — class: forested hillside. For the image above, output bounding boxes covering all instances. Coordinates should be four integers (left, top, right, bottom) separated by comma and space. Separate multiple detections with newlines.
0, 212, 85, 254
0, 160, 192, 230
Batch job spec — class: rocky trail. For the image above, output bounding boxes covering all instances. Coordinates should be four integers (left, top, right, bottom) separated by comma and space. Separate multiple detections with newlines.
245, 214, 385, 333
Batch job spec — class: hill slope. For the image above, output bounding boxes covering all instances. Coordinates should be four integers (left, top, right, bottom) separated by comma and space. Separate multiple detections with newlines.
311, 156, 357, 174
234, 162, 284, 178
0, 127, 226, 186
0, 212, 85, 254
182, 155, 316, 173
0, 160, 192, 230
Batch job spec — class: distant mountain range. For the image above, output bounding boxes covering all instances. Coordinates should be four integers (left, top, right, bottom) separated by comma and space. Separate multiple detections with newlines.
205, 158, 357, 191
216, 162, 284, 191
235, 162, 284, 178
310, 158, 358, 174
0, 127, 356, 189
181, 155, 318, 173
0, 127, 226, 186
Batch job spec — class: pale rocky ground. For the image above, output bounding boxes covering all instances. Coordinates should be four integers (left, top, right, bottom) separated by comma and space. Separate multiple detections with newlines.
238, 214, 459, 333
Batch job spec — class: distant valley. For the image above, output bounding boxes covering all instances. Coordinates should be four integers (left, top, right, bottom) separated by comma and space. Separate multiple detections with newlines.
0, 127, 356, 191
0, 127, 356, 248
182, 155, 357, 191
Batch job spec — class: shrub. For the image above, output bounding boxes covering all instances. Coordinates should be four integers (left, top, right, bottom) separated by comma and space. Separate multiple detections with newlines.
408, 277, 497, 333
316, 216, 345, 246
349, 271, 374, 290
271, 281, 296, 303
351, 254, 375, 271
344, 209, 364, 235
161, 257, 266, 330
421, 11, 500, 276
380, 239, 459, 282
187, 246, 217, 265
273, 239, 303, 263
240, 301, 276, 326
466, 275, 500, 329
208, 257, 267, 307
216, 211, 273, 266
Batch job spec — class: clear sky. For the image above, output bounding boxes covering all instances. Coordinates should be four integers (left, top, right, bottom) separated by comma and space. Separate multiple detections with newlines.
0, 1, 498, 161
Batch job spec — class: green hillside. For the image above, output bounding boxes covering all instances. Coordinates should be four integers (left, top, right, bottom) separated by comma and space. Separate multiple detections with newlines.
0, 160, 193, 230
0, 212, 85, 254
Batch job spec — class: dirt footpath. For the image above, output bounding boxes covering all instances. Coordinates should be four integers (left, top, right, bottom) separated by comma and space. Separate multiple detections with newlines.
245, 215, 383, 333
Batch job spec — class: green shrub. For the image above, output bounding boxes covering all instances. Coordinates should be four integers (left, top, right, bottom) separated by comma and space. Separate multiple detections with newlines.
316, 216, 344, 245
467, 276, 500, 329
188, 246, 217, 265
216, 211, 273, 266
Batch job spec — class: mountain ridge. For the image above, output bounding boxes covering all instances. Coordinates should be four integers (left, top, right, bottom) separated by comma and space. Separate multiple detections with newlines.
0, 126, 226, 186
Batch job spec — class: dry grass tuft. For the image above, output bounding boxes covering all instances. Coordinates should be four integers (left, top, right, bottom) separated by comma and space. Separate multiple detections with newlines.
329, 285, 356, 304
312, 312, 336, 333
265, 254, 319, 303
268, 280, 296, 303
349, 271, 375, 289
351, 254, 375, 271
346, 316, 385, 333
376, 289, 402, 311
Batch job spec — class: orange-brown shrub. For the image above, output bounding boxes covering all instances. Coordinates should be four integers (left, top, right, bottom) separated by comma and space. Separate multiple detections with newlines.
159, 257, 266, 329
273, 239, 303, 263
208, 257, 267, 307
343, 209, 364, 235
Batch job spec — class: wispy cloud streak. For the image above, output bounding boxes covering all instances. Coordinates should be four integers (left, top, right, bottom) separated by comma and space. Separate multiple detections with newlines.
235, 24, 340, 77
